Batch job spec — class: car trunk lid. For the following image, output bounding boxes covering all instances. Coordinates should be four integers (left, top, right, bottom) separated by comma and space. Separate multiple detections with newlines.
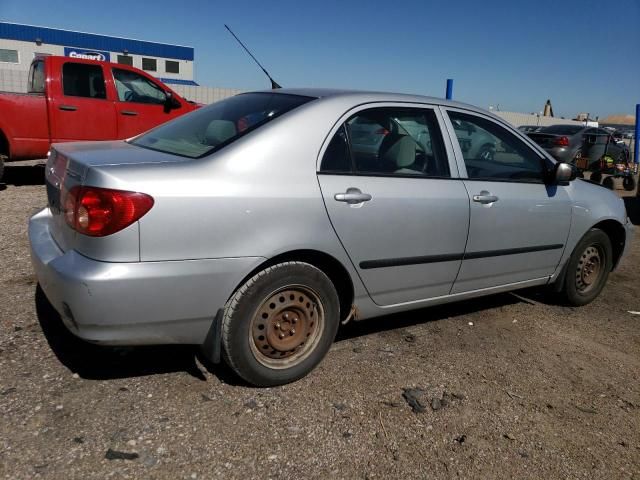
45, 140, 184, 253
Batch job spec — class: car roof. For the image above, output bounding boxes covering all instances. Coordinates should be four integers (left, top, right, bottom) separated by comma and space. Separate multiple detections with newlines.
249, 87, 488, 114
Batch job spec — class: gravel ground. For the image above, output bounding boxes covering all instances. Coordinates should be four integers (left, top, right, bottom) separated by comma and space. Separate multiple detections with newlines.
1, 162, 639, 479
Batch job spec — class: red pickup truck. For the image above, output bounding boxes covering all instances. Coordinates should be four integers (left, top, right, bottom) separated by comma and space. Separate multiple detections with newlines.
0, 56, 199, 179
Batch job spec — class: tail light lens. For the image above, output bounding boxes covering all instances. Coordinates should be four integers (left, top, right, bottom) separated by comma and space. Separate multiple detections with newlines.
553, 136, 570, 147
63, 186, 154, 237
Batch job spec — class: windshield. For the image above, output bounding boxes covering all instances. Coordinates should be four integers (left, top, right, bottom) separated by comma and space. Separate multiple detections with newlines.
131, 92, 314, 158
541, 125, 583, 135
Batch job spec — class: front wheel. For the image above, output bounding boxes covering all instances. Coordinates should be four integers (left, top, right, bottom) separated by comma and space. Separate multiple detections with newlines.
221, 262, 340, 386
559, 229, 612, 306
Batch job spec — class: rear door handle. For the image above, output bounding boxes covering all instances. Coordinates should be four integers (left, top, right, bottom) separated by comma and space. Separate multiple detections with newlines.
58, 105, 77, 111
121, 110, 138, 116
472, 191, 499, 204
334, 188, 372, 204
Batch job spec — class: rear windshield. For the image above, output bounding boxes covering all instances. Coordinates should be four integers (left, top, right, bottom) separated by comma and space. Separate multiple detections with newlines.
131, 92, 314, 158
540, 125, 583, 135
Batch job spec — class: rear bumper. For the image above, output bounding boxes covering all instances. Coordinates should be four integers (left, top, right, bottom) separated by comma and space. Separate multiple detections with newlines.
29, 208, 264, 345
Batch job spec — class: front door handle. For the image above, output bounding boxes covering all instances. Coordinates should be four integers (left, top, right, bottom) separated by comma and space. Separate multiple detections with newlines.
121, 110, 138, 116
334, 188, 372, 205
58, 105, 77, 111
472, 191, 499, 204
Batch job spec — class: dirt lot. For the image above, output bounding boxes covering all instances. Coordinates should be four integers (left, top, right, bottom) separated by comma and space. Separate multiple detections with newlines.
1, 162, 639, 479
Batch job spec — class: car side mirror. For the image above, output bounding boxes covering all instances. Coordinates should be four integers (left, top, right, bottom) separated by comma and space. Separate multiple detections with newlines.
163, 92, 181, 113
554, 162, 576, 184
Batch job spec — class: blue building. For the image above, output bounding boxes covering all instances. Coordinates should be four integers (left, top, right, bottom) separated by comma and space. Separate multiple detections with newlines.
0, 21, 198, 87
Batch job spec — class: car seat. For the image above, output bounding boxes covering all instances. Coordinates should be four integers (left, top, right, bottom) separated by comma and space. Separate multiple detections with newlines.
204, 120, 237, 146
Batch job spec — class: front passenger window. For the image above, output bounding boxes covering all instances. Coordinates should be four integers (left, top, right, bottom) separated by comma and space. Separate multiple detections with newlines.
448, 111, 545, 182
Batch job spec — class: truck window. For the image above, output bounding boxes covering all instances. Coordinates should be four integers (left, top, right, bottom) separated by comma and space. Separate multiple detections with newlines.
62, 63, 107, 99
28, 60, 45, 94
112, 68, 166, 105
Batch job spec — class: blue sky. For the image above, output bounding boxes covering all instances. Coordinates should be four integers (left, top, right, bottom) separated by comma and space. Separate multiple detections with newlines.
2, 0, 639, 118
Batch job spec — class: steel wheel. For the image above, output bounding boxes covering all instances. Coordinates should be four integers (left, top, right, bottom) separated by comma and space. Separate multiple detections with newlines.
249, 285, 325, 369
575, 245, 603, 294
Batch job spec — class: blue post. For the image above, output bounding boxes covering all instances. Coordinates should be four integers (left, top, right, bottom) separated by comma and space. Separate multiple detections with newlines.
635, 103, 640, 165
446, 79, 453, 100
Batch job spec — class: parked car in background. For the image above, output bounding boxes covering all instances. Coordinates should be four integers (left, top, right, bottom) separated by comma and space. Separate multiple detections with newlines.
527, 124, 630, 165
517, 125, 544, 134
30, 90, 633, 386
0, 56, 199, 180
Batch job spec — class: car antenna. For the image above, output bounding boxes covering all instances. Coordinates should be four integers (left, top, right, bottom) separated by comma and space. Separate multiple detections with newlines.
224, 24, 281, 89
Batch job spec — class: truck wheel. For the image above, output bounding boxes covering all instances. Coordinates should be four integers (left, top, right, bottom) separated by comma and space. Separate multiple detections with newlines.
221, 262, 340, 387
602, 176, 614, 190
559, 229, 612, 306
623, 176, 636, 191
589, 172, 602, 183
0, 155, 5, 183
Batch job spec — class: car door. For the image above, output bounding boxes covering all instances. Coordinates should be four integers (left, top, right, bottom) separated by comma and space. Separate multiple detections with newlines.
49, 61, 117, 142
317, 105, 470, 306
111, 67, 182, 138
442, 108, 572, 293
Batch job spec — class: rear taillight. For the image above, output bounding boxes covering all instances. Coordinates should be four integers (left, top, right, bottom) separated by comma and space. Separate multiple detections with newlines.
553, 136, 570, 147
63, 186, 154, 237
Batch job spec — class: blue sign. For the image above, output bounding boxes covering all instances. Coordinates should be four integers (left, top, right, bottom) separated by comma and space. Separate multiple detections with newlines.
63, 47, 110, 62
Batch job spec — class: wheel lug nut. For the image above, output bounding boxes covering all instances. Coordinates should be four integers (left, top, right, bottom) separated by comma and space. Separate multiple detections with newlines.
283, 313, 289, 320
279, 333, 285, 339
290, 328, 296, 335
275, 323, 281, 329
293, 317, 298, 323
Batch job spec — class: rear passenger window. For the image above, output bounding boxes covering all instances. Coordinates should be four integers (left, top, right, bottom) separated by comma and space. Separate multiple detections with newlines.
448, 111, 545, 182
62, 63, 106, 99
320, 107, 450, 177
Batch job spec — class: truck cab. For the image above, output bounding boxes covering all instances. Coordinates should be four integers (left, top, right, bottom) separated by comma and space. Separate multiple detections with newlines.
0, 56, 199, 179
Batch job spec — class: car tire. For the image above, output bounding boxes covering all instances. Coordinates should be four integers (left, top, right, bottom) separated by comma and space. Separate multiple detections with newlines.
602, 176, 615, 190
622, 176, 636, 192
0, 155, 5, 183
559, 229, 612, 307
589, 172, 602, 183
221, 262, 340, 387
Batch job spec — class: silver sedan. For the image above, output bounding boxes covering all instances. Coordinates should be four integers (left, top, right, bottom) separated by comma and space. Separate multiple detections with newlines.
29, 89, 633, 386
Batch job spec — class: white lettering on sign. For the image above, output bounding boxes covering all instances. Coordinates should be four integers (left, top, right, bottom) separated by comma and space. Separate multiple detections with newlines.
68, 51, 106, 61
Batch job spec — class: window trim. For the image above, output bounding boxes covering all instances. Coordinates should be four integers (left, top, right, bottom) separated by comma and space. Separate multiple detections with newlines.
317, 102, 460, 179
141, 57, 157, 72
116, 54, 134, 66
61, 61, 108, 101
165, 60, 180, 74
0, 48, 20, 64
440, 106, 552, 183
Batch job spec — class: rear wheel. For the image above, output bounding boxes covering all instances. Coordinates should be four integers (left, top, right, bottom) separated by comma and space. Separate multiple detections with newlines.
221, 262, 340, 386
559, 229, 612, 306
0, 155, 5, 183
623, 176, 636, 192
